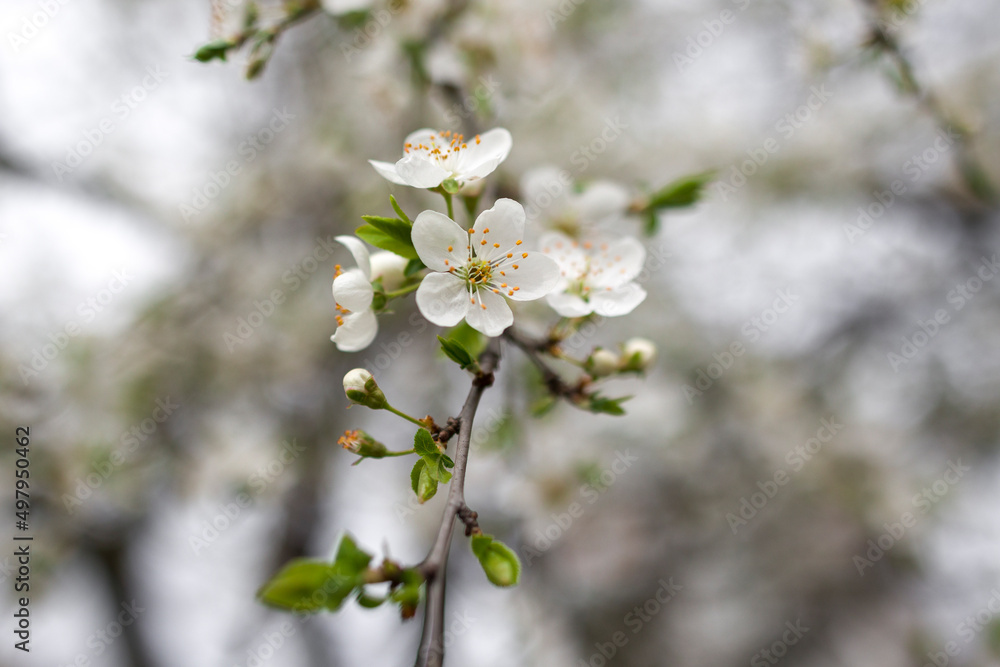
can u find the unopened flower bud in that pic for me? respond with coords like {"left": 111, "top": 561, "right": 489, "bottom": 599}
{"left": 587, "top": 348, "right": 620, "bottom": 377}
{"left": 369, "top": 251, "right": 409, "bottom": 292}
{"left": 343, "top": 369, "right": 387, "bottom": 409}
{"left": 621, "top": 338, "right": 657, "bottom": 372}
{"left": 337, "top": 429, "right": 388, "bottom": 459}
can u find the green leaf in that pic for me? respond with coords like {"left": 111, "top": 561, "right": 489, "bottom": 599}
{"left": 413, "top": 428, "right": 439, "bottom": 459}
{"left": 333, "top": 534, "right": 373, "bottom": 575}
{"left": 390, "top": 569, "right": 424, "bottom": 619}
{"left": 417, "top": 464, "right": 438, "bottom": 503}
{"left": 193, "top": 39, "right": 233, "bottom": 63}
{"left": 530, "top": 395, "right": 558, "bottom": 417}
{"left": 356, "top": 591, "right": 386, "bottom": 609}
{"left": 404, "top": 258, "right": 426, "bottom": 277}
{"left": 438, "top": 336, "right": 475, "bottom": 369}
{"left": 444, "top": 321, "right": 485, "bottom": 357}
{"left": 257, "top": 559, "right": 346, "bottom": 613}
{"left": 428, "top": 458, "right": 452, "bottom": 484}
{"left": 470, "top": 534, "right": 521, "bottom": 587}
{"left": 355, "top": 216, "right": 418, "bottom": 259}
{"left": 410, "top": 459, "right": 426, "bottom": 495}
{"left": 390, "top": 195, "right": 412, "bottom": 225}
{"left": 587, "top": 394, "right": 631, "bottom": 416}
{"left": 646, "top": 171, "right": 715, "bottom": 211}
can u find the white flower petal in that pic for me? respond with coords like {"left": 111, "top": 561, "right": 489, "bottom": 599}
{"left": 472, "top": 198, "right": 525, "bottom": 262}
{"left": 496, "top": 253, "right": 560, "bottom": 301}
{"left": 394, "top": 154, "right": 450, "bottom": 189}
{"left": 331, "top": 310, "right": 378, "bottom": 352}
{"left": 333, "top": 270, "right": 374, "bottom": 311}
{"left": 539, "top": 232, "right": 588, "bottom": 280}
{"left": 416, "top": 272, "right": 469, "bottom": 327}
{"left": 590, "top": 283, "right": 647, "bottom": 317}
{"left": 457, "top": 128, "right": 512, "bottom": 180}
{"left": 335, "top": 235, "right": 372, "bottom": 279}
{"left": 322, "top": 0, "right": 372, "bottom": 14}
{"left": 587, "top": 236, "right": 646, "bottom": 289}
{"left": 369, "top": 251, "right": 409, "bottom": 292}
{"left": 412, "top": 210, "right": 470, "bottom": 272}
{"left": 465, "top": 288, "right": 513, "bottom": 337}
{"left": 576, "top": 181, "right": 630, "bottom": 225}
{"left": 546, "top": 292, "right": 593, "bottom": 317}
{"left": 369, "top": 160, "right": 408, "bottom": 186}
{"left": 403, "top": 128, "right": 438, "bottom": 147}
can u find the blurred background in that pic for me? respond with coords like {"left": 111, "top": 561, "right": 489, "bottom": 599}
{"left": 2, "top": 0, "right": 1000, "bottom": 665}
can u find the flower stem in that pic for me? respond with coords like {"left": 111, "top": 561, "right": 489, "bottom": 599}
{"left": 462, "top": 194, "right": 479, "bottom": 224}
{"left": 383, "top": 448, "right": 416, "bottom": 458}
{"left": 442, "top": 191, "right": 454, "bottom": 220}
{"left": 384, "top": 404, "right": 427, "bottom": 428}
{"left": 385, "top": 282, "right": 420, "bottom": 299}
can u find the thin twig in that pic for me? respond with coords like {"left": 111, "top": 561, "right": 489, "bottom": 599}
{"left": 858, "top": 1, "right": 996, "bottom": 205}
{"left": 413, "top": 338, "right": 500, "bottom": 667}
{"left": 502, "top": 328, "right": 587, "bottom": 403}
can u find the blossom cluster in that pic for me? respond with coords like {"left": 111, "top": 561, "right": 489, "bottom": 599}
{"left": 330, "top": 127, "right": 650, "bottom": 349}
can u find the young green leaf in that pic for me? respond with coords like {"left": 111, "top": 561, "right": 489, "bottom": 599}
{"left": 413, "top": 428, "right": 439, "bottom": 459}
{"left": 390, "top": 195, "right": 412, "bottom": 225}
{"left": 333, "top": 534, "right": 373, "bottom": 575}
{"left": 646, "top": 171, "right": 715, "bottom": 211}
{"left": 470, "top": 534, "right": 521, "bottom": 587}
{"left": 404, "top": 257, "right": 426, "bottom": 277}
{"left": 410, "top": 458, "right": 426, "bottom": 495}
{"left": 416, "top": 463, "right": 438, "bottom": 503}
{"left": 438, "top": 336, "right": 475, "bottom": 370}
{"left": 257, "top": 559, "right": 342, "bottom": 612}
{"left": 587, "top": 394, "right": 631, "bottom": 416}
{"left": 356, "top": 216, "right": 418, "bottom": 259}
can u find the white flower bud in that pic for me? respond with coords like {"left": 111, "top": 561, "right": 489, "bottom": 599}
{"left": 621, "top": 338, "right": 657, "bottom": 372}
{"left": 369, "top": 251, "right": 409, "bottom": 292}
{"left": 587, "top": 348, "right": 620, "bottom": 377}
{"left": 343, "top": 368, "right": 387, "bottom": 409}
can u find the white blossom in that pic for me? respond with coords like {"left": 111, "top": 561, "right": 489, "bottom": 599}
{"left": 540, "top": 231, "right": 647, "bottom": 318}
{"left": 370, "top": 128, "right": 512, "bottom": 191}
{"left": 412, "top": 199, "right": 559, "bottom": 337}
{"left": 521, "top": 166, "right": 630, "bottom": 236}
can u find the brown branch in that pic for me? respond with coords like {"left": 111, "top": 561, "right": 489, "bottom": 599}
{"left": 502, "top": 328, "right": 588, "bottom": 403}
{"left": 858, "top": 1, "right": 997, "bottom": 205}
{"left": 413, "top": 338, "right": 500, "bottom": 667}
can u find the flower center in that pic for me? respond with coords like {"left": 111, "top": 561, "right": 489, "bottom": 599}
{"left": 465, "top": 259, "right": 493, "bottom": 286}
{"left": 403, "top": 130, "right": 482, "bottom": 167}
